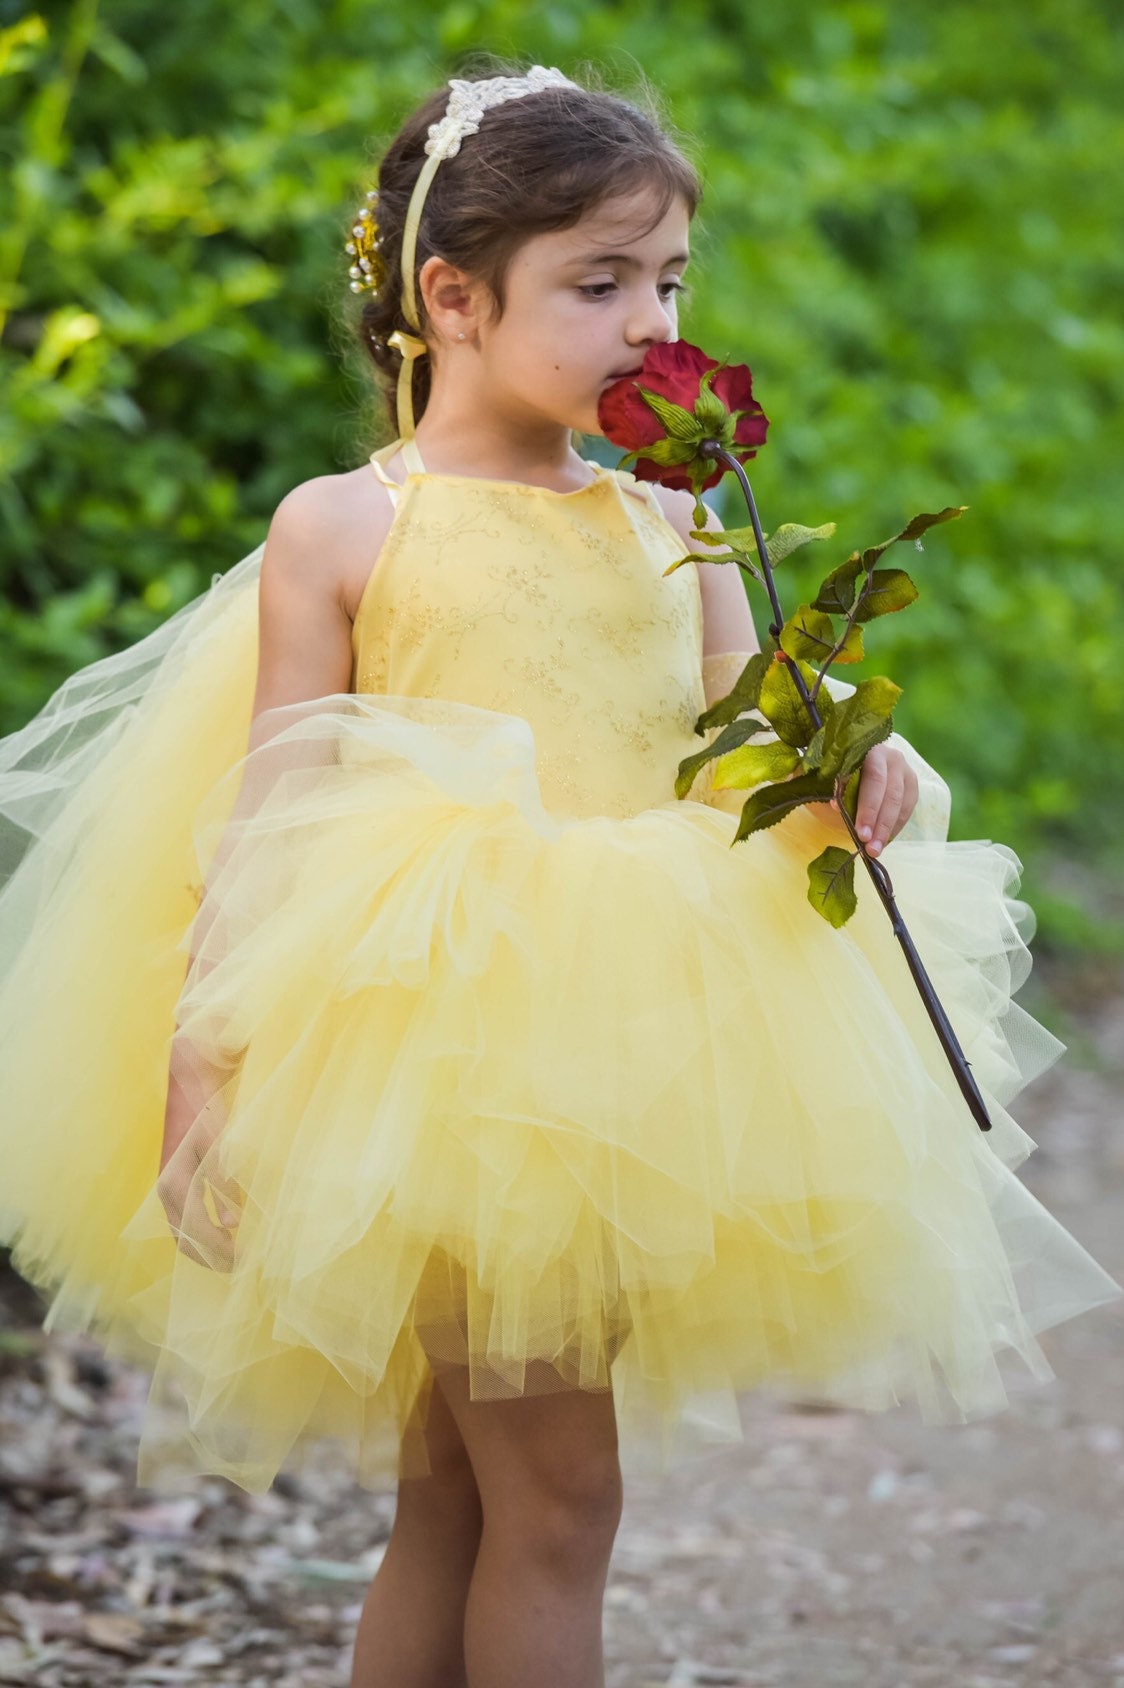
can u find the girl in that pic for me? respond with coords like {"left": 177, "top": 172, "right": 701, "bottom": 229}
{"left": 0, "top": 59, "right": 1119, "bottom": 1688}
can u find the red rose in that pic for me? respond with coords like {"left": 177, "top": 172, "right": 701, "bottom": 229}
{"left": 598, "top": 340, "right": 769, "bottom": 494}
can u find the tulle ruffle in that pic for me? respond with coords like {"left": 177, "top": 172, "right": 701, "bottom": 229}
{"left": 1, "top": 545, "right": 1119, "bottom": 1495}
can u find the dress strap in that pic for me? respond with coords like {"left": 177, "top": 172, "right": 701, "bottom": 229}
{"left": 399, "top": 436, "right": 427, "bottom": 475}
{"left": 366, "top": 436, "right": 427, "bottom": 506}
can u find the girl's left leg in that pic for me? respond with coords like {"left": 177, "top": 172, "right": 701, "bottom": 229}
{"left": 349, "top": 1375, "right": 484, "bottom": 1688}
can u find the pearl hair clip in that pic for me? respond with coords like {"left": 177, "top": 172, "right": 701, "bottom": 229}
{"left": 345, "top": 189, "right": 386, "bottom": 298}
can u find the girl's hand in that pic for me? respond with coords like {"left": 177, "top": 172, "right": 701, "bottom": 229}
{"left": 158, "top": 1039, "right": 244, "bottom": 1272}
{"left": 826, "top": 743, "right": 919, "bottom": 856}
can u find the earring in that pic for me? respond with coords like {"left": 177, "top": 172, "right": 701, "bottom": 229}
{"left": 457, "top": 331, "right": 466, "bottom": 341}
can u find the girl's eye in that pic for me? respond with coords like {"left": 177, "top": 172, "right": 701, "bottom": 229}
{"left": 577, "top": 281, "right": 688, "bottom": 301}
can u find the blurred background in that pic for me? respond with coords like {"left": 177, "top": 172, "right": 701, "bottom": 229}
{"left": 2, "top": 1, "right": 1122, "bottom": 961}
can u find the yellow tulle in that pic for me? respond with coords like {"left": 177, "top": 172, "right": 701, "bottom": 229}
{"left": 1, "top": 453, "right": 1119, "bottom": 1495}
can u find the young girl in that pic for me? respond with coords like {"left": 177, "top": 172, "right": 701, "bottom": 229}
{"left": 0, "top": 60, "right": 1119, "bottom": 1688}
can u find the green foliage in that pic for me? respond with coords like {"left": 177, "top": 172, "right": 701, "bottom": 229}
{"left": 712, "top": 737, "right": 801, "bottom": 790}
{"left": 848, "top": 569, "right": 916, "bottom": 624}
{"left": 1, "top": 0, "right": 1121, "bottom": 952}
{"left": 676, "top": 505, "right": 910, "bottom": 927}
{"left": 732, "top": 768, "right": 837, "bottom": 842}
{"left": 689, "top": 517, "right": 837, "bottom": 581}
{"left": 757, "top": 652, "right": 824, "bottom": 747}
{"left": 812, "top": 675, "right": 900, "bottom": 777}
{"left": 779, "top": 602, "right": 865, "bottom": 664}
{"left": 673, "top": 711, "right": 774, "bottom": 799}
{"left": 807, "top": 843, "right": 859, "bottom": 927}
{"left": 761, "top": 521, "right": 837, "bottom": 571}
{"left": 814, "top": 551, "right": 867, "bottom": 617}
{"left": 694, "top": 641, "right": 780, "bottom": 732}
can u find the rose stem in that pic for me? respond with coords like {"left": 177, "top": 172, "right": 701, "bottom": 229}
{"left": 699, "top": 437, "right": 994, "bottom": 1133}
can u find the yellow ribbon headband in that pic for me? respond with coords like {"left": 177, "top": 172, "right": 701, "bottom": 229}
{"left": 345, "top": 67, "right": 576, "bottom": 441}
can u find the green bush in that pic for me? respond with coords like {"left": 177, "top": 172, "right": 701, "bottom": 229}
{"left": 2, "top": 0, "right": 1120, "bottom": 954}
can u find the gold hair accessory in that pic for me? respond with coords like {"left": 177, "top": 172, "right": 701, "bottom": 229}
{"left": 344, "top": 188, "right": 387, "bottom": 297}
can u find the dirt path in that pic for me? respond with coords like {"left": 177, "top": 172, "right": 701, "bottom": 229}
{"left": 1, "top": 960, "right": 1121, "bottom": 1687}
{"left": 607, "top": 961, "right": 1124, "bottom": 1688}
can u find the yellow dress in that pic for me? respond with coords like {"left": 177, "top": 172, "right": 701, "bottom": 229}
{"left": 0, "top": 436, "right": 1118, "bottom": 1497}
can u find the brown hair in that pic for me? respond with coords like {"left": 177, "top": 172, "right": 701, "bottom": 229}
{"left": 340, "top": 56, "right": 702, "bottom": 441}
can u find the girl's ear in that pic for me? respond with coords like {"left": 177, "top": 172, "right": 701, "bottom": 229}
{"left": 418, "top": 255, "right": 485, "bottom": 345}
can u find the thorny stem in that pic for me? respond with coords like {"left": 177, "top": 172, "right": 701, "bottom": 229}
{"left": 699, "top": 439, "right": 994, "bottom": 1133}
{"left": 808, "top": 577, "right": 875, "bottom": 711}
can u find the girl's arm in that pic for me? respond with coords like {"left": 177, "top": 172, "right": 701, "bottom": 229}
{"left": 155, "top": 472, "right": 388, "bottom": 1255}
{"left": 648, "top": 485, "right": 763, "bottom": 708}
{"left": 177, "top": 480, "right": 363, "bottom": 995}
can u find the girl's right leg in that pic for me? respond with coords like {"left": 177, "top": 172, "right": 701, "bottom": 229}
{"left": 435, "top": 1358, "right": 624, "bottom": 1688}
{"left": 349, "top": 1372, "right": 483, "bottom": 1688}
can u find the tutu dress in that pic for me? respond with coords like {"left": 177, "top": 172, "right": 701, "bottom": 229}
{"left": 0, "top": 434, "right": 1119, "bottom": 1495}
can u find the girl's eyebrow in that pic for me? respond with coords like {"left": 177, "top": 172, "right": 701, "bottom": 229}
{"left": 567, "top": 249, "right": 690, "bottom": 269}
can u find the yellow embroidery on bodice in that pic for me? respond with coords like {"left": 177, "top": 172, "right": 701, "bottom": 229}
{"left": 350, "top": 442, "right": 706, "bottom": 821}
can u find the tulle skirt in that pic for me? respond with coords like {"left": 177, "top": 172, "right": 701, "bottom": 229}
{"left": 1, "top": 541, "right": 1119, "bottom": 1495}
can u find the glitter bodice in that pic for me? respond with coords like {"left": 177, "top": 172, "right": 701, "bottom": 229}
{"left": 350, "top": 440, "right": 706, "bottom": 820}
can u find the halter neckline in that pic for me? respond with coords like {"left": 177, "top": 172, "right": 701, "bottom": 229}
{"left": 368, "top": 437, "right": 609, "bottom": 498}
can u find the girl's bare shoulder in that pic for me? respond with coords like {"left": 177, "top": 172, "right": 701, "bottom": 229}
{"left": 268, "top": 462, "right": 399, "bottom": 625}
{"left": 249, "top": 465, "right": 398, "bottom": 712}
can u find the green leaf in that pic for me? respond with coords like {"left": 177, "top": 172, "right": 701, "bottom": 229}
{"left": 712, "top": 738, "right": 802, "bottom": 790}
{"left": 689, "top": 524, "right": 758, "bottom": 552}
{"left": 807, "top": 845, "right": 859, "bottom": 927}
{"left": 844, "top": 673, "right": 902, "bottom": 718}
{"left": 806, "top": 671, "right": 904, "bottom": 776}
{"left": 757, "top": 653, "right": 822, "bottom": 747}
{"left": 821, "top": 675, "right": 902, "bottom": 778}
{"left": 851, "top": 566, "right": 919, "bottom": 623}
{"left": 733, "top": 770, "right": 838, "bottom": 842}
{"left": 674, "top": 714, "right": 775, "bottom": 797}
{"left": 831, "top": 623, "right": 865, "bottom": 661}
{"left": 836, "top": 713, "right": 896, "bottom": 778}
{"left": 778, "top": 603, "right": 835, "bottom": 664}
{"left": 857, "top": 506, "right": 968, "bottom": 571}
{"left": 686, "top": 521, "right": 833, "bottom": 572}
{"left": 803, "top": 721, "right": 828, "bottom": 772}
{"left": 840, "top": 767, "right": 862, "bottom": 823}
{"left": 637, "top": 387, "right": 703, "bottom": 441}
{"left": 778, "top": 603, "right": 865, "bottom": 665}
{"left": 662, "top": 550, "right": 738, "bottom": 576}
{"left": 765, "top": 522, "right": 837, "bottom": 569}
{"left": 812, "top": 552, "right": 865, "bottom": 616}
{"left": 693, "top": 640, "right": 778, "bottom": 732}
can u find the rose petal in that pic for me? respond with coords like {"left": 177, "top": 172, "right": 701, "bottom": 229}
{"left": 597, "top": 380, "right": 664, "bottom": 448}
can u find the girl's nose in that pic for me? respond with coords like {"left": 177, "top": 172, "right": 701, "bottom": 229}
{"left": 628, "top": 291, "right": 676, "bottom": 345}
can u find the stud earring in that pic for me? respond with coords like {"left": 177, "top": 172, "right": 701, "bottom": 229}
{"left": 456, "top": 331, "right": 466, "bottom": 341}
